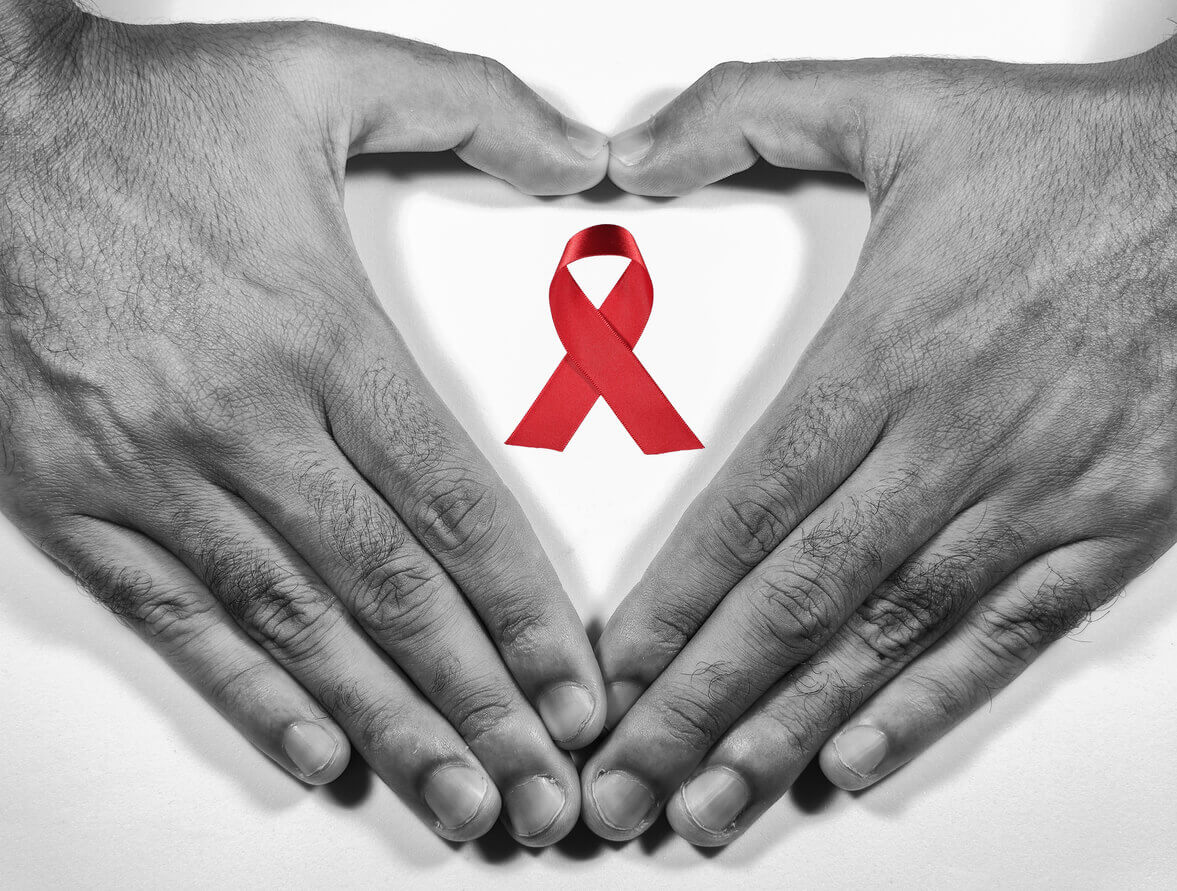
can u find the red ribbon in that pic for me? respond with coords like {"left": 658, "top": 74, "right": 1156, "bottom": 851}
{"left": 507, "top": 225, "right": 703, "bottom": 454}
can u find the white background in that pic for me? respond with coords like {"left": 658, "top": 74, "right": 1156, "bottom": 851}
{"left": 3, "top": 0, "right": 1177, "bottom": 887}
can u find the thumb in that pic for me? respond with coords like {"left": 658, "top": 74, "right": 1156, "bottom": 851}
{"left": 306, "top": 24, "right": 608, "bottom": 195}
{"left": 607, "top": 58, "right": 924, "bottom": 197}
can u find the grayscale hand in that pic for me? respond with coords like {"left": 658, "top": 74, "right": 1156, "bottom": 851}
{"left": 588, "top": 45, "right": 1177, "bottom": 844}
{"left": 0, "top": 1, "right": 609, "bottom": 845}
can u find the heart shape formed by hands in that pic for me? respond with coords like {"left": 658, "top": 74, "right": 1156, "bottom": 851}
{"left": 377, "top": 47, "right": 1177, "bottom": 849}
{"left": 5, "top": 1, "right": 1176, "bottom": 858}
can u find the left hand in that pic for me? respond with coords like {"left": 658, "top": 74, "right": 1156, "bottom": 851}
{"left": 583, "top": 45, "right": 1177, "bottom": 844}
{"left": 0, "top": 2, "right": 608, "bottom": 845}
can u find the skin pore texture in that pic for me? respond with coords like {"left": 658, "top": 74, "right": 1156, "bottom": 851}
{"left": 3, "top": 0, "right": 1177, "bottom": 850}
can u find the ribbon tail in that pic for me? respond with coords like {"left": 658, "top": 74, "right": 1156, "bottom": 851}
{"left": 602, "top": 368, "right": 703, "bottom": 455}
{"left": 505, "top": 356, "right": 600, "bottom": 451}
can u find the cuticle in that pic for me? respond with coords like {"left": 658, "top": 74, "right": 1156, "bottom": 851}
{"left": 546, "top": 681, "right": 596, "bottom": 742}
{"left": 507, "top": 774, "right": 564, "bottom": 838}
{"left": 680, "top": 766, "right": 750, "bottom": 836}
{"left": 832, "top": 736, "right": 873, "bottom": 779}
{"left": 424, "top": 763, "right": 489, "bottom": 831}
{"left": 287, "top": 720, "right": 341, "bottom": 778}
{"left": 591, "top": 769, "right": 657, "bottom": 833}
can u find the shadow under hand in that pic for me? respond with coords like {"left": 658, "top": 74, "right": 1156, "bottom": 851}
{"left": 323, "top": 750, "right": 377, "bottom": 808}
{"left": 789, "top": 756, "right": 839, "bottom": 815}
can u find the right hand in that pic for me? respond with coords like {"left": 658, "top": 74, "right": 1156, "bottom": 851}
{"left": 0, "top": 2, "right": 607, "bottom": 844}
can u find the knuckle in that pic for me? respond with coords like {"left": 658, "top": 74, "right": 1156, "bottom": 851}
{"left": 79, "top": 563, "right": 150, "bottom": 620}
{"left": 215, "top": 561, "right": 339, "bottom": 658}
{"left": 250, "top": 18, "right": 336, "bottom": 78}
{"left": 85, "top": 564, "right": 214, "bottom": 646}
{"left": 708, "top": 482, "right": 792, "bottom": 570}
{"left": 446, "top": 677, "right": 515, "bottom": 745}
{"left": 736, "top": 661, "right": 854, "bottom": 764}
{"left": 978, "top": 567, "right": 1114, "bottom": 671}
{"left": 355, "top": 563, "right": 452, "bottom": 645}
{"left": 1103, "top": 456, "right": 1177, "bottom": 535}
{"left": 697, "top": 60, "right": 756, "bottom": 108}
{"left": 486, "top": 597, "right": 548, "bottom": 657}
{"left": 853, "top": 553, "right": 978, "bottom": 665}
{"left": 747, "top": 564, "right": 841, "bottom": 659}
{"left": 645, "top": 599, "right": 704, "bottom": 654}
{"left": 905, "top": 668, "right": 971, "bottom": 722}
{"left": 461, "top": 52, "right": 524, "bottom": 103}
{"left": 1030, "top": 572, "right": 1113, "bottom": 640}
{"left": 655, "top": 679, "right": 731, "bottom": 751}
{"left": 973, "top": 603, "right": 1044, "bottom": 669}
{"left": 750, "top": 693, "right": 823, "bottom": 760}
{"left": 135, "top": 584, "right": 216, "bottom": 646}
{"left": 208, "top": 660, "right": 270, "bottom": 707}
{"left": 793, "top": 507, "right": 865, "bottom": 574}
{"left": 328, "top": 679, "right": 403, "bottom": 754}
{"left": 413, "top": 470, "right": 500, "bottom": 557}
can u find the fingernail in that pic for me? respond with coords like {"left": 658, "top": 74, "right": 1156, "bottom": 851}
{"left": 833, "top": 725, "right": 888, "bottom": 778}
{"left": 591, "top": 770, "right": 656, "bottom": 832}
{"left": 564, "top": 117, "right": 608, "bottom": 159}
{"left": 681, "top": 767, "right": 750, "bottom": 834}
{"left": 282, "top": 721, "right": 339, "bottom": 779}
{"left": 423, "top": 765, "right": 488, "bottom": 830}
{"left": 537, "top": 682, "right": 596, "bottom": 743}
{"left": 605, "top": 680, "right": 643, "bottom": 728}
{"left": 505, "top": 775, "right": 565, "bottom": 838}
{"left": 610, "top": 118, "right": 654, "bottom": 166}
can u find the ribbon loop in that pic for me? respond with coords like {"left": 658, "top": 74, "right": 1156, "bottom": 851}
{"left": 507, "top": 224, "right": 703, "bottom": 454}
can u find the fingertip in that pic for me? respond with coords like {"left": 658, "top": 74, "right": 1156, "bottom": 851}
{"left": 537, "top": 681, "right": 605, "bottom": 750}
{"left": 564, "top": 116, "right": 608, "bottom": 162}
{"left": 819, "top": 725, "right": 889, "bottom": 791}
{"left": 674, "top": 762, "right": 756, "bottom": 847}
{"left": 594, "top": 616, "right": 658, "bottom": 728}
{"left": 580, "top": 765, "right": 659, "bottom": 842}
{"left": 511, "top": 608, "right": 607, "bottom": 749}
{"left": 605, "top": 111, "right": 751, "bottom": 197}
{"left": 513, "top": 124, "right": 609, "bottom": 196}
{"left": 609, "top": 118, "right": 655, "bottom": 167}
{"left": 424, "top": 764, "right": 502, "bottom": 842}
{"left": 504, "top": 771, "right": 582, "bottom": 847}
{"left": 281, "top": 720, "right": 350, "bottom": 785}
{"left": 607, "top": 151, "right": 694, "bottom": 198}
{"left": 665, "top": 785, "right": 742, "bottom": 848}
{"left": 606, "top": 118, "right": 676, "bottom": 196}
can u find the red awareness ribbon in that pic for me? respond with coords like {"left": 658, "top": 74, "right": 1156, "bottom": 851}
{"left": 507, "top": 224, "right": 703, "bottom": 454}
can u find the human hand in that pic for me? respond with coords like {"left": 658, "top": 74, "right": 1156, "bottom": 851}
{"left": 0, "top": 1, "right": 609, "bottom": 845}
{"left": 585, "top": 45, "right": 1177, "bottom": 843}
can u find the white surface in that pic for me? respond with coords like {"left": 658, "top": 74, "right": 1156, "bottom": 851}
{"left": 4, "top": 0, "right": 1177, "bottom": 887}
